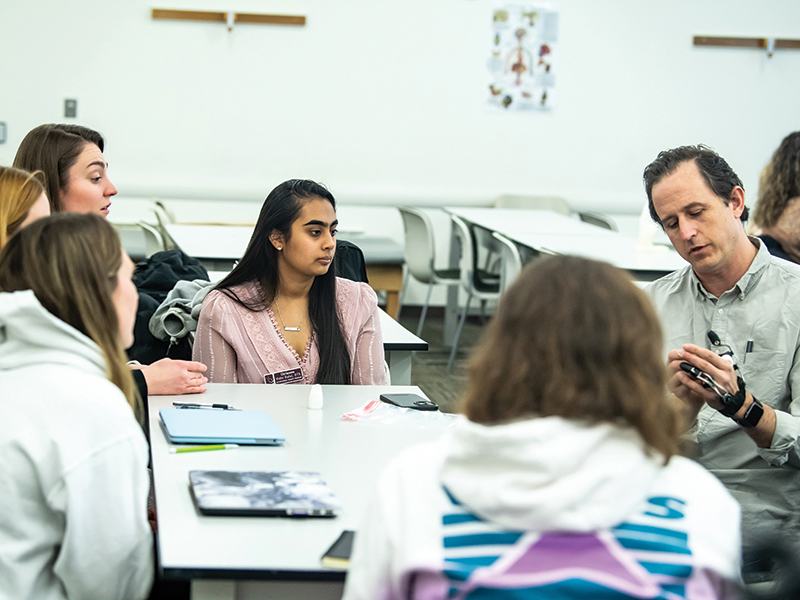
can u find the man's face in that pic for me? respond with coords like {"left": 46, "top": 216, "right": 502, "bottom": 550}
{"left": 651, "top": 160, "right": 745, "bottom": 280}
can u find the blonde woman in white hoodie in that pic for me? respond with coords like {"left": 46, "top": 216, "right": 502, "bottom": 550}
{"left": 344, "top": 255, "right": 741, "bottom": 600}
{"left": 0, "top": 213, "right": 153, "bottom": 600}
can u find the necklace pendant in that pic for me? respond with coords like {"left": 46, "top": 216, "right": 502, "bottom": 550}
{"left": 284, "top": 326, "right": 301, "bottom": 332}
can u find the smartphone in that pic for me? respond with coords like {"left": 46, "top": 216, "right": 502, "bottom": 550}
{"left": 379, "top": 393, "right": 439, "bottom": 411}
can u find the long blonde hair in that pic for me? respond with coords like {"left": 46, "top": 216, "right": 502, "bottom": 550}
{"left": 0, "top": 213, "right": 141, "bottom": 422}
{"left": 0, "top": 166, "right": 46, "bottom": 249}
{"left": 461, "top": 255, "right": 680, "bottom": 461}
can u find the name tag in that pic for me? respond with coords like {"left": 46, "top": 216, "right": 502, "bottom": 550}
{"left": 263, "top": 367, "right": 304, "bottom": 385}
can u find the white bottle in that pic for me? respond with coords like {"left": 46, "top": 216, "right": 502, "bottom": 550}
{"left": 308, "top": 384, "right": 323, "bottom": 410}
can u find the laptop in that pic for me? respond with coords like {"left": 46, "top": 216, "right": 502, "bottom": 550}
{"left": 189, "top": 470, "right": 339, "bottom": 517}
{"left": 159, "top": 408, "right": 286, "bottom": 445}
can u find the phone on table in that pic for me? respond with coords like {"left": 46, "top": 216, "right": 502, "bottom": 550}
{"left": 379, "top": 393, "right": 439, "bottom": 411}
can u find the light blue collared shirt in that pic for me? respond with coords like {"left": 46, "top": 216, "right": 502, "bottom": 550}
{"left": 648, "top": 238, "right": 800, "bottom": 546}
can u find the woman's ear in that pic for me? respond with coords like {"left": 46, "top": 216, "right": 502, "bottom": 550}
{"left": 269, "top": 231, "right": 284, "bottom": 251}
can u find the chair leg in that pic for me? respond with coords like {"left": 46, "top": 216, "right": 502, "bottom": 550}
{"left": 397, "top": 270, "right": 409, "bottom": 318}
{"left": 416, "top": 280, "right": 435, "bottom": 338}
{"left": 447, "top": 292, "right": 472, "bottom": 373}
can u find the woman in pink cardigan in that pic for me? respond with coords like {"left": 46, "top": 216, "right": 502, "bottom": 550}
{"left": 193, "top": 179, "right": 386, "bottom": 385}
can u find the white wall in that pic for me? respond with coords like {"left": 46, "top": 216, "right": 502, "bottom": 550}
{"left": 2, "top": 0, "right": 799, "bottom": 210}
{"left": 1, "top": 1, "right": 798, "bottom": 305}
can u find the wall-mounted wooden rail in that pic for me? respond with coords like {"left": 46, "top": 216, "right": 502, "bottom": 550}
{"left": 694, "top": 36, "right": 800, "bottom": 58}
{"left": 152, "top": 8, "right": 306, "bottom": 31}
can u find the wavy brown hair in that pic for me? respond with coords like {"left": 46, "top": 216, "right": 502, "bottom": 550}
{"left": 0, "top": 166, "right": 46, "bottom": 249}
{"left": 461, "top": 255, "right": 680, "bottom": 461}
{"left": 753, "top": 131, "right": 800, "bottom": 229}
{"left": 0, "top": 213, "right": 141, "bottom": 422}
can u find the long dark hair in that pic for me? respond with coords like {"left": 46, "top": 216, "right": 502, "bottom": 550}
{"left": 216, "top": 179, "right": 351, "bottom": 384}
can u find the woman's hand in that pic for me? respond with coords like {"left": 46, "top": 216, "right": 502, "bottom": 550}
{"left": 132, "top": 358, "right": 208, "bottom": 395}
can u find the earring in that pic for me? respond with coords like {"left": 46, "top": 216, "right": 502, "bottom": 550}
{"left": 277, "top": 247, "right": 282, "bottom": 250}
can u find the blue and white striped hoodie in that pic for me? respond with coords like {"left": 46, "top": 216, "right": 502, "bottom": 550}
{"left": 343, "top": 415, "right": 741, "bottom": 600}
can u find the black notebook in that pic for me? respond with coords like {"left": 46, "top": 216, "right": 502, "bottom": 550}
{"left": 189, "top": 470, "right": 340, "bottom": 517}
{"left": 321, "top": 530, "right": 355, "bottom": 568}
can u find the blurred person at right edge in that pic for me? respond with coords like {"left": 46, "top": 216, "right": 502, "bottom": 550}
{"left": 751, "top": 131, "right": 800, "bottom": 264}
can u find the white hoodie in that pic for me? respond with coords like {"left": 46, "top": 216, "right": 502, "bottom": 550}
{"left": 0, "top": 291, "right": 154, "bottom": 600}
{"left": 344, "top": 415, "right": 741, "bottom": 600}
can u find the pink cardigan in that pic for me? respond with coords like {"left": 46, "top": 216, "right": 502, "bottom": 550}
{"left": 193, "top": 277, "right": 387, "bottom": 385}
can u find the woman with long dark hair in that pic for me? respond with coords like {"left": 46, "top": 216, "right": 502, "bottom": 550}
{"left": 343, "top": 256, "right": 740, "bottom": 600}
{"left": 194, "top": 179, "right": 386, "bottom": 385}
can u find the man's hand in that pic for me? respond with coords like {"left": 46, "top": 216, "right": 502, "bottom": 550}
{"left": 132, "top": 358, "right": 208, "bottom": 395}
{"left": 668, "top": 344, "right": 741, "bottom": 412}
{"left": 667, "top": 343, "right": 776, "bottom": 448}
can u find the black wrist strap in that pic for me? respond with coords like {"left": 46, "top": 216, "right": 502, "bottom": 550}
{"left": 735, "top": 396, "right": 764, "bottom": 428}
{"left": 717, "top": 376, "right": 747, "bottom": 417}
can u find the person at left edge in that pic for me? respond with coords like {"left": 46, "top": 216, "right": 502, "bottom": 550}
{"left": 13, "top": 123, "right": 208, "bottom": 397}
{"left": 0, "top": 213, "right": 153, "bottom": 599}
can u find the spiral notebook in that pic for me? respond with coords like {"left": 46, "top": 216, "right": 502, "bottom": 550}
{"left": 159, "top": 408, "right": 285, "bottom": 445}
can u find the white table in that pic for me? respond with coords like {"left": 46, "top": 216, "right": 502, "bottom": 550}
{"left": 150, "top": 384, "right": 451, "bottom": 600}
{"left": 440, "top": 207, "right": 686, "bottom": 344}
{"left": 444, "top": 207, "right": 686, "bottom": 278}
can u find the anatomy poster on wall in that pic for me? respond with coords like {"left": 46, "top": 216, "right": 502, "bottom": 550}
{"left": 487, "top": 3, "right": 559, "bottom": 112}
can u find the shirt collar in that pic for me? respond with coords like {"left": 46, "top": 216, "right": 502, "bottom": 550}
{"left": 692, "top": 236, "right": 768, "bottom": 301}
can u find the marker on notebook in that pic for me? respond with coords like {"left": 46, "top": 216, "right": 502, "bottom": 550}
{"left": 172, "top": 402, "right": 239, "bottom": 410}
{"left": 170, "top": 444, "right": 239, "bottom": 454}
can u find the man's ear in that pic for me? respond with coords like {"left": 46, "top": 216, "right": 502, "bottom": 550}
{"left": 269, "top": 231, "right": 284, "bottom": 251}
{"left": 729, "top": 187, "right": 746, "bottom": 219}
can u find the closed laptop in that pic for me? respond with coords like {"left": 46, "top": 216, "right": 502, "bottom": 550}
{"left": 159, "top": 408, "right": 285, "bottom": 445}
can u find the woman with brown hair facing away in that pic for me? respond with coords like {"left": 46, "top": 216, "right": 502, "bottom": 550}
{"left": 344, "top": 256, "right": 741, "bottom": 600}
{"left": 752, "top": 131, "right": 800, "bottom": 263}
{"left": 0, "top": 214, "right": 153, "bottom": 599}
{"left": 0, "top": 165, "right": 50, "bottom": 249}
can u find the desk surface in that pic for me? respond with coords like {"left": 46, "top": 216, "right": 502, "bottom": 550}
{"left": 445, "top": 207, "right": 686, "bottom": 275}
{"left": 150, "top": 384, "right": 450, "bottom": 581}
{"left": 166, "top": 224, "right": 403, "bottom": 265}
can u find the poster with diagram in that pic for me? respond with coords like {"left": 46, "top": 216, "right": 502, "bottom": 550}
{"left": 487, "top": 3, "right": 559, "bottom": 112}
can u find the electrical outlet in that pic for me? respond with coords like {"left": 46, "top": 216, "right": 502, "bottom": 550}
{"left": 64, "top": 99, "right": 77, "bottom": 118}
{"left": 0, "top": 122, "right": 6, "bottom": 144}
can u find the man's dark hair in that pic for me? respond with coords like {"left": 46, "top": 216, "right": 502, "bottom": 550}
{"left": 643, "top": 145, "right": 748, "bottom": 226}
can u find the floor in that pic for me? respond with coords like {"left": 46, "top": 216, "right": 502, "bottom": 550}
{"left": 394, "top": 307, "right": 488, "bottom": 414}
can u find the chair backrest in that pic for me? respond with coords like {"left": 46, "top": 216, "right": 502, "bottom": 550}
{"left": 578, "top": 211, "right": 618, "bottom": 231}
{"left": 492, "top": 232, "right": 523, "bottom": 294}
{"left": 494, "top": 194, "right": 571, "bottom": 215}
{"left": 398, "top": 207, "right": 436, "bottom": 284}
{"left": 450, "top": 215, "right": 475, "bottom": 292}
{"left": 138, "top": 221, "right": 166, "bottom": 257}
{"left": 335, "top": 239, "right": 369, "bottom": 284}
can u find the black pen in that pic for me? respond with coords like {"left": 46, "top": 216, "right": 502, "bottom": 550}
{"left": 172, "top": 402, "right": 239, "bottom": 410}
{"left": 743, "top": 340, "right": 754, "bottom": 365}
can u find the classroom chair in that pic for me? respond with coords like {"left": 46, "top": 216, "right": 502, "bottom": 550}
{"left": 398, "top": 207, "right": 461, "bottom": 337}
{"left": 447, "top": 215, "right": 501, "bottom": 372}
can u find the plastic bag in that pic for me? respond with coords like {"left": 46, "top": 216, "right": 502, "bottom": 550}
{"left": 342, "top": 399, "right": 457, "bottom": 430}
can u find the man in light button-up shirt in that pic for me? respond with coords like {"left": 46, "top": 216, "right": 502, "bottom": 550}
{"left": 643, "top": 145, "right": 800, "bottom": 550}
